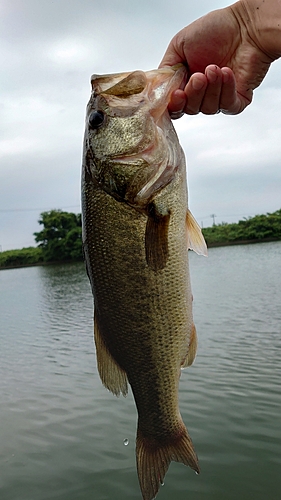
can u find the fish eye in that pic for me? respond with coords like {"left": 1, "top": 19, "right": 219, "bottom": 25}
{"left": 88, "top": 110, "right": 105, "bottom": 129}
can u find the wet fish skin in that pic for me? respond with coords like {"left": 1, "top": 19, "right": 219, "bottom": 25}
{"left": 82, "top": 65, "right": 207, "bottom": 500}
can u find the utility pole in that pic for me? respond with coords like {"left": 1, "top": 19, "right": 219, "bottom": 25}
{"left": 210, "top": 214, "right": 216, "bottom": 226}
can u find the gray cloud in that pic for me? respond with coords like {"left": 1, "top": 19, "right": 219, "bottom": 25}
{"left": 1, "top": 0, "right": 281, "bottom": 250}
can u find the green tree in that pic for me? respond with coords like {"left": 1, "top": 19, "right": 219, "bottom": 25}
{"left": 202, "top": 209, "right": 281, "bottom": 246}
{"left": 34, "top": 210, "right": 83, "bottom": 262}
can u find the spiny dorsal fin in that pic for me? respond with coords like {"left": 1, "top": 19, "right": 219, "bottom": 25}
{"left": 94, "top": 311, "right": 128, "bottom": 397}
{"left": 145, "top": 203, "right": 170, "bottom": 272}
{"left": 186, "top": 209, "right": 208, "bottom": 256}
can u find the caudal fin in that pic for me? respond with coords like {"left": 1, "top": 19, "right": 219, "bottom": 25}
{"left": 136, "top": 423, "right": 199, "bottom": 500}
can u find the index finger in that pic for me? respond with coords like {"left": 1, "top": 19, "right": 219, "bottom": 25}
{"left": 158, "top": 36, "right": 187, "bottom": 68}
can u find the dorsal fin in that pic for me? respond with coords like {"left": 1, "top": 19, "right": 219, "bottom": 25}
{"left": 186, "top": 209, "right": 208, "bottom": 256}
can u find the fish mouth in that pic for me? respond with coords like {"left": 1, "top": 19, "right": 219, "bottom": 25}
{"left": 145, "top": 64, "right": 187, "bottom": 121}
{"left": 90, "top": 65, "right": 187, "bottom": 207}
{"left": 116, "top": 65, "right": 186, "bottom": 205}
{"left": 91, "top": 64, "right": 187, "bottom": 98}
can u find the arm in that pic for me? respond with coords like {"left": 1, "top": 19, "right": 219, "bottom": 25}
{"left": 159, "top": 0, "right": 281, "bottom": 115}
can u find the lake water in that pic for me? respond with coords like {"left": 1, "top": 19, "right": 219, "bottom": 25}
{"left": 1, "top": 242, "right": 281, "bottom": 500}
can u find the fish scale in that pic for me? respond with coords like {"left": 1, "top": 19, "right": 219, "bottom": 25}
{"left": 82, "top": 65, "right": 207, "bottom": 500}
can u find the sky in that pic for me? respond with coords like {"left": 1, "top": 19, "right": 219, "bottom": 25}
{"left": 1, "top": 0, "right": 281, "bottom": 251}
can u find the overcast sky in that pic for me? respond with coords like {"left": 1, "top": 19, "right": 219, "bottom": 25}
{"left": 1, "top": 0, "right": 281, "bottom": 251}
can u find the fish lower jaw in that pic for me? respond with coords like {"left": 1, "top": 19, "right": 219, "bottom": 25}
{"left": 110, "top": 140, "right": 157, "bottom": 164}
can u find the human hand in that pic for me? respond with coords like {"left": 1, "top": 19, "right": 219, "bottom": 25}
{"left": 159, "top": 1, "right": 279, "bottom": 116}
{"left": 166, "top": 65, "right": 240, "bottom": 116}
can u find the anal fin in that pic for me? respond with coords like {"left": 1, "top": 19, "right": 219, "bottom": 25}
{"left": 94, "top": 311, "right": 128, "bottom": 397}
{"left": 181, "top": 323, "right": 198, "bottom": 368}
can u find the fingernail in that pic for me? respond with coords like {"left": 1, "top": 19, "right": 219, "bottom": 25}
{"left": 192, "top": 77, "right": 205, "bottom": 91}
{"left": 207, "top": 68, "right": 218, "bottom": 83}
{"left": 222, "top": 70, "right": 229, "bottom": 83}
{"left": 170, "top": 110, "right": 184, "bottom": 120}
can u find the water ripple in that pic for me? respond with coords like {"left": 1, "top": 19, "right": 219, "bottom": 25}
{"left": 1, "top": 245, "right": 281, "bottom": 500}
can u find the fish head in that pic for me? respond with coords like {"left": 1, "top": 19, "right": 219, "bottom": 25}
{"left": 83, "top": 65, "right": 186, "bottom": 208}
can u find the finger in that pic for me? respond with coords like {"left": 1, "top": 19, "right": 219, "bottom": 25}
{"left": 220, "top": 68, "right": 236, "bottom": 112}
{"left": 182, "top": 73, "right": 208, "bottom": 115}
{"left": 199, "top": 65, "right": 223, "bottom": 115}
{"left": 158, "top": 35, "right": 184, "bottom": 68}
{"left": 220, "top": 68, "right": 252, "bottom": 114}
{"left": 167, "top": 89, "right": 187, "bottom": 114}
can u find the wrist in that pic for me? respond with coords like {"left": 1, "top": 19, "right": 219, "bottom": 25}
{"left": 232, "top": 0, "right": 281, "bottom": 60}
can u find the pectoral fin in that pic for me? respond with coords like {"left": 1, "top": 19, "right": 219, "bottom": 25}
{"left": 94, "top": 311, "right": 128, "bottom": 397}
{"left": 186, "top": 209, "right": 208, "bottom": 256}
{"left": 145, "top": 203, "right": 170, "bottom": 272}
{"left": 181, "top": 324, "right": 198, "bottom": 368}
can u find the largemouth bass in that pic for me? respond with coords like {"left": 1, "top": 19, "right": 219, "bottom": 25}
{"left": 81, "top": 64, "right": 207, "bottom": 500}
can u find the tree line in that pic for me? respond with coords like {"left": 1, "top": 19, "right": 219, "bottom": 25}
{"left": 0, "top": 208, "right": 281, "bottom": 269}
{"left": 203, "top": 209, "right": 281, "bottom": 246}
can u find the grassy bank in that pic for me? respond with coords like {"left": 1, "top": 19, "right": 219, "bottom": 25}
{"left": 1, "top": 209, "right": 280, "bottom": 270}
{"left": 0, "top": 247, "right": 44, "bottom": 270}
{"left": 202, "top": 209, "right": 281, "bottom": 247}
{"left": 0, "top": 247, "right": 84, "bottom": 270}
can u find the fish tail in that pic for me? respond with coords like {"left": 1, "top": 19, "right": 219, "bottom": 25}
{"left": 136, "top": 422, "right": 199, "bottom": 500}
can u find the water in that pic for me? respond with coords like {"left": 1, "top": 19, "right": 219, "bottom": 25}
{"left": 0, "top": 242, "right": 280, "bottom": 500}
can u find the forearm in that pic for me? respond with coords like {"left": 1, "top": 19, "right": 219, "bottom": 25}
{"left": 232, "top": 0, "right": 281, "bottom": 60}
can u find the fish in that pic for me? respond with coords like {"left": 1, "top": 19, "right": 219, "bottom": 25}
{"left": 81, "top": 64, "right": 207, "bottom": 500}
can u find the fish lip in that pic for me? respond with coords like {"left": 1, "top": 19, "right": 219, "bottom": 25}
{"left": 170, "top": 63, "right": 188, "bottom": 89}
{"left": 147, "top": 65, "right": 187, "bottom": 121}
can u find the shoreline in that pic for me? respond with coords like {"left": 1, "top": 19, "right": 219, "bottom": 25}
{"left": 0, "top": 259, "right": 83, "bottom": 271}
{"left": 205, "top": 236, "right": 280, "bottom": 248}
{"left": 1, "top": 238, "right": 280, "bottom": 271}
